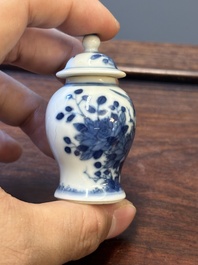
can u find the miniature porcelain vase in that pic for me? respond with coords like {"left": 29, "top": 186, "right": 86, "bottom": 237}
{"left": 46, "top": 35, "right": 136, "bottom": 204}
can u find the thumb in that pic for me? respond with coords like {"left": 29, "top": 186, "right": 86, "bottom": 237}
{"left": 32, "top": 199, "right": 136, "bottom": 264}
{"left": 0, "top": 187, "right": 136, "bottom": 265}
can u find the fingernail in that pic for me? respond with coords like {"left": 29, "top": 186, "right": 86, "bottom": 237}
{"left": 114, "top": 18, "right": 120, "bottom": 30}
{"left": 106, "top": 201, "right": 136, "bottom": 239}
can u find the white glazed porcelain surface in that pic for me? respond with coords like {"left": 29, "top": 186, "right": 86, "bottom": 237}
{"left": 46, "top": 35, "right": 136, "bottom": 204}
{"left": 56, "top": 35, "right": 126, "bottom": 79}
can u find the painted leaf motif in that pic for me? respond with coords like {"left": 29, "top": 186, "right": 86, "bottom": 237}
{"left": 74, "top": 89, "right": 83, "bottom": 94}
{"left": 75, "top": 134, "right": 84, "bottom": 142}
{"left": 92, "top": 142, "right": 106, "bottom": 151}
{"left": 98, "top": 110, "right": 107, "bottom": 116}
{"left": 95, "top": 171, "right": 101, "bottom": 177}
{"left": 107, "top": 154, "right": 117, "bottom": 160}
{"left": 121, "top": 125, "right": 129, "bottom": 135}
{"left": 113, "top": 101, "right": 119, "bottom": 107}
{"left": 64, "top": 146, "right": 71, "bottom": 154}
{"left": 120, "top": 112, "right": 126, "bottom": 124}
{"left": 113, "top": 160, "right": 120, "bottom": 169}
{"left": 66, "top": 94, "right": 73, "bottom": 100}
{"left": 87, "top": 105, "right": 96, "bottom": 113}
{"left": 81, "top": 138, "right": 96, "bottom": 146}
{"left": 64, "top": 137, "right": 71, "bottom": 144}
{"left": 107, "top": 136, "right": 117, "bottom": 145}
{"left": 121, "top": 106, "right": 126, "bottom": 112}
{"left": 94, "top": 162, "right": 102, "bottom": 168}
{"left": 84, "top": 117, "right": 94, "bottom": 127}
{"left": 97, "top": 96, "right": 107, "bottom": 105}
{"left": 102, "top": 58, "right": 109, "bottom": 64}
{"left": 91, "top": 54, "right": 102, "bottom": 60}
{"left": 74, "top": 150, "right": 80, "bottom": 156}
{"left": 81, "top": 150, "right": 93, "bottom": 160}
{"left": 111, "top": 113, "right": 118, "bottom": 121}
{"left": 82, "top": 95, "right": 88, "bottom": 100}
{"left": 67, "top": 114, "right": 75, "bottom": 122}
{"left": 65, "top": 106, "right": 73, "bottom": 112}
{"left": 74, "top": 123, "right": 87, "bottom": 132}
{"left": 93, "top": 150, "right": 103, "bottom": 159}
{"left": 77, "top": 145, "right": 89, "bottom": 152}
{"left": 104, "top": 169, "right": 110, "bottom": 175}
{"left": 56, "top": 112, "right": 64, "bottom": 120}
{"left": 109, "top": 105, "right": 115, "bottom": 110}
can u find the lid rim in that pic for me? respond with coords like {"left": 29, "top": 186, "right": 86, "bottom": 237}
{"left": 56, "top": 68, "right": 126, "bottom": 78}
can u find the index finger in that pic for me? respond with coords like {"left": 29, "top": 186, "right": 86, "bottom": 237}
{"left": 28, "top": 0, "right": 119, "bottom": 38}
{"left": 0, "top": 0, "right": 119, "bottom": 62}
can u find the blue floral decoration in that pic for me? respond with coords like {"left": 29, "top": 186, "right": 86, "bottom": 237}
{"left": 90, "top": 53, "right": 117, "bottom": 68}
{"left": 56, "top": 88, "right": 135, "bottom": 193}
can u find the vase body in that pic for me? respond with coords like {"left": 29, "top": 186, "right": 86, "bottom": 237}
{"left": 46, "top": 76, "right": 135, "bottom": 203}
{"left": 45, "top": 35, "right": 136, "bottom": 204}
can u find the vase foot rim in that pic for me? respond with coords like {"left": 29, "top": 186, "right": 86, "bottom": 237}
{"left": 54, "top": 190, "right": 126, "bottom": 204}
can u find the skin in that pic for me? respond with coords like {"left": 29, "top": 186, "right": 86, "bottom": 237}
{"left": 0, "top": 1, "right": 136, "bottom": 264}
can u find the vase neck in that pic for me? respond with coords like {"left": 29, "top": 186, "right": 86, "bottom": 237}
{"left": 66, "top": 76, "right": 118, "bottom": 85}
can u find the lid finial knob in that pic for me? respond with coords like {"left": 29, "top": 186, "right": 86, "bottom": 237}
{"left": 83, "top": 35, "right": 100, "bottom": 52}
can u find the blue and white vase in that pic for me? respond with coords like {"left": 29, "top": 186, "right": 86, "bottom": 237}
{"left": 46, "top": 35, "right": 136, "bottom": 204}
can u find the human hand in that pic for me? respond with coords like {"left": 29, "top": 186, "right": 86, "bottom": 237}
{"left": 0, "top": 1, "right": 136, "bottom": 264}
{"left": 0, "top": 188, "right": 136, "bottom": 264}
{"left": 0, "top": 0, "right": 120, "bottom": 161}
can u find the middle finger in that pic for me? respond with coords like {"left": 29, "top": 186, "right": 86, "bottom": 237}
{"left": 3, "top": 28, "right": 83, "bottom": 75}
{"left": 0, "top": 71, "right": 51, "bottom": 157}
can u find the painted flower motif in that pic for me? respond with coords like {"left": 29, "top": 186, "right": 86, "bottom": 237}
{"left": 55, "top": 88, "right": 135, "bottom": 193}
{"left": 76, "top": 117, "right": 114, "bottom": 151}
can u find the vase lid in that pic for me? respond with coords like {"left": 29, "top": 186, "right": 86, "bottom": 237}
{"left": 56, "top": 35, "right": 126, "bottom": 79}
